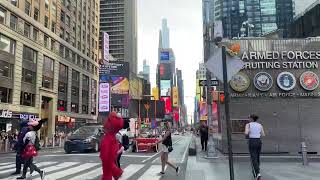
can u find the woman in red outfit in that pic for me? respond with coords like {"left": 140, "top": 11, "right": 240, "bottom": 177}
{"left": 100, "top": 112, "right": 124, "bottom": 180}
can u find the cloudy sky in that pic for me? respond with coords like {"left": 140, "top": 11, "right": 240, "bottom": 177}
{"left": 137, "top": 0, "right": 203, "bottom": 122}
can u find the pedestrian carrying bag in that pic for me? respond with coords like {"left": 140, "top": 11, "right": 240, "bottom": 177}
{"left": 21, "top": 144, "right": 38, "bottom": 159}
{"left": 122, "top": 134, "right": 129, "bottom": 151}
{"left": 34, "top": 136, "right": 41, "bottom": 151}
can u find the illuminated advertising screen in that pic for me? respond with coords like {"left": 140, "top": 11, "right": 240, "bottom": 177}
{"left": 98, "top": 83, "right": 110, "bottom": 112}
{"left": 160, "top": 51, "right": 170, "bottom": 61}
{"left": 159, "top": 63, "right": 172, "bottom": 80}
{"left": 160, "top": 80, "right": 171, "bottom": 96}
{"left": 160, "top": 96, "right": 172, "bottom": 115}
{"left": 102, "top": 32, "right": 109, "bottom": 62}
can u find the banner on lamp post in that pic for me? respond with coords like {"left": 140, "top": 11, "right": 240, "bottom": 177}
{"left": 172, "top": 87, "right": 179, "bottom": 107}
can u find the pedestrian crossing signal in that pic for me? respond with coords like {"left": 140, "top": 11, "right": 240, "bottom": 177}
{"left": 219, "top": 92, "right": 225, "bottom": 104}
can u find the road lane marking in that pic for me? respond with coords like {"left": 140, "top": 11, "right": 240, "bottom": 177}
{"left": 68, "top": 167, "right": 102, "bottom": 180}
{"left": 34, "top": 163, "right": 99, "bottom": 180}
{"left": 0, "top": 161, "right": 58, "bottom": 176}
{"left": 138, "top": 165, "right": 167, "bottom": 180}
{"left": 119, "top": 164, "right": 144, "bottom": 180}
{"left": 0, "top": 162, "right": 13, "bottom": 166}
{"left": 122, "top": 155, "right": 152, "bottom": 158}
{"left": 181, "top": 139, "right": 190, "bottom": 163}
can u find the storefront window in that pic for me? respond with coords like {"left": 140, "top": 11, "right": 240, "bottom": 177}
{"left": 0, "top": 60, "right": 13, "bottom": 78}
{"left": 0, "top": 34, "right": 16, "bottom": 55}
{"left": 82, "top": 90, "right": 89, "bottom": 114}
{"left": 231, "top": 119, "right": 247, "bottom": 133}
{"left": 20, "top": 91, "right": 35, "bottom": 107}
{"left": 0, "top": 86, "right": 12, "bottom": 103}
{"left": 57, "top": 100, "right": 67, "bottom": 111}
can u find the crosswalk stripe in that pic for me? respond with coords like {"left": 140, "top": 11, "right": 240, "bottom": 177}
{"left": 119, "top": 164, "right": 145, "bottom": 180}
{"left": 68, "top": 167, "right": 102, "bottom": 180}
{"left": 0, "top": 162, "right": 13, "bottom": 166}
{"left": 34, "top": 163, "right": 99, "bottom": 180}
{"left": 0, "top": 161, "right": 58, "bottom": 175}
{"left": 31, "top": 162, "right": 79, "bottom": 180}
{"left": 0, "top": 164, "right": 16, "bottom": 171}
{"left": 138, "top": 165, "right": 163, "bottom": 180}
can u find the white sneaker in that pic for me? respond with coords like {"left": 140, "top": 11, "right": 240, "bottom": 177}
{"left": 256, "top": 173, "right": 261, "bottom": 180}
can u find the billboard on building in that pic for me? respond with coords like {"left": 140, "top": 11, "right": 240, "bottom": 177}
{"left": 172, "top": 87, "right": 179, "bottom": 107}
{"left": 159, "top": 63, "right": 172, "bottom": 80}
{"left": 98, "top": 83, "right": 110, "bottom": 112}
{"left": 199, "top": 101, "right": 207, "bottom": 120}
{"left": 102, "top": 32, "right": 109, "bottom": 63}
{"left": 160, "top": 96, "right": 172, "bottom": 115}
{"left": 152, "top": 87, "right": 159, "bottom": 100}
{"left": 160, "top": 51, "right": 170, "bottom": 61}
{"left": 99, "top": 61, "right": 130, "bottom": 108}
{"left": 160, "top": 80, "right": 171, "bottom": 96}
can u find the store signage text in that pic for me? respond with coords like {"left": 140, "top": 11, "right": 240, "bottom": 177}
{"left": 0, "top": 110, "right": 12, "bottom": 118}
{"left": 19, "top": 114, "right": 38, "bottom": 121}
{"left": 242, "top": 51, "right": 320, "bottom": 69}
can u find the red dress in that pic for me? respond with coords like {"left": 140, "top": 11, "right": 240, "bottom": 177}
{"left": 100, "top": 112, "right": 124, "bottom": 180}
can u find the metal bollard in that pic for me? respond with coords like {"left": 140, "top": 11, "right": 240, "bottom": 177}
{"left": 4, "top": 139, "right": 9, "bottom": 152}
{"left": 301, "top": 142, "right": 308, "bottom": 166}
{"left": 59, "top": 137, "right": 62, "bottom": 147}
{"left": 45, "top": 137, "right": 48, "bottom": 148}
{"left": 52, "top": 137, "right": 55, "bottom": 148}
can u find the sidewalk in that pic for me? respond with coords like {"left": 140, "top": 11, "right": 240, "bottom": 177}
{"left": 186, "top": 136, "right": 320, "bottom": 180}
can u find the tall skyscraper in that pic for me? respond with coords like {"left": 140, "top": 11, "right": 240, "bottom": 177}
{"left": 294, "top": 0, "right": 318, "bottom": 16}
{"left": 160, "top": 19, "right": 170, "bottom": 49}
{"left": 0, "top": 0, "right": 100, "bottom": 135}
{"left": 100, "top": 0, "right": 138, "bottom": 74}
{"left": 212, "top": 0, "right": 294, "bottom": 38}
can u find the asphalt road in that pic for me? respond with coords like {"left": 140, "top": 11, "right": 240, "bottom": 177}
{"left": 0, "top": 134, "right": 191, "bottom": 180}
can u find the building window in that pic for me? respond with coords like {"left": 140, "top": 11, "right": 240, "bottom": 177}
{"left": 51, "top": 39, "right": 55, "bottom": 51}
{"left": 66, "top": 0, "right": 71, "bottom": 10}
{"left": 65, "top": 32, "right": 70, "bottom": 42}
{"left": 66, "top": 15, "right": 70, "bottom": 26}
{"left": 65, "top": 48, "right": 70, "bottom": 60}
{"left": 71, "top": 103, "right": 78, "bottom": 113}
{"left": 60, "top": 27, "right": 65, "bottom": 38}
{"left": 51, "top": 22, "right": 56, "bottom": 33}
{"left": 22, "top": 68, "right": 36, "bottom": 84}
{"left": 42, "top": 56, "right": 54, "bottom": 89}
{"left": 44, "top": 16, "right": 49, "bottom": 28}
{"left": 60, "top": 11, "right": 65, "bottom": 23}
{"left": 25, "top": 0, "right": 31, "bottom": 16}
{"left": 61, "top": 0, "right": 65, "bottom": 6}
{"left": 59, "top": 44, "right": 64, "bottom": 57}
{"left": 11, "top": 0, "right": 18, "bottom": 6}
{"left": 33, "top": 28, "right": 38, "bottom": 41}
{"left": 23, "top": 46, "right": 37, "bottom": 63}
{"left": 0, "top": 6, "right": 6, "bottom": 24}
{"left": 20, "top": 91, "right": 35, "bottom": 106}
{"left": 44, "top": 35, "right": 49, "bottom": 48}
{"left": 57, "top": 100, "right": 66, "bottom": 111}
{"left": 91, "top": 79, "right": 97, "bottom": 115}
{"left": 82, "top": 75, "right": 89, "bottom": 86}
{"left": 0, "top": 87, "right": 12, "bottom": 103}
{"left": 24, "top": 23, "right": 31, "bottom": 38}
{"left": 231, "top": 120, "right": 247, "bottom": 133}
{"left": 0, "top": 60, "right": 13, "bottom": 78}
{"left": 45, "top": 0, "right": 49, "bottom": 10}
{"left": 72, "top": 70, "right": 79, "bottom": 81}
{"left": 52, "top": 2, "right": 57, "bottom": 17}
{"left": 34, "top": 8, "right": 39, "bottom": 21}
{"left": 10, "top": 14, "right": 17, "bottom": 30}
{"left": 59, "top": 63, "right": 68, "bottom": 78}
{"left": 0, "top": 34, "right": 16, "bottom": 55}
{"left": 72, "top": 52, "right": 76, "bottom": 64}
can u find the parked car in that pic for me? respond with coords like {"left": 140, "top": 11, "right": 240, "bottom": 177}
{"left": 64, "top": 125, "right": 104, "bottom": 154}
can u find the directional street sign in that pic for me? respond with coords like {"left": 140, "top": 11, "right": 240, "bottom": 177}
{"left": 199, "top": 80, "right": 219, "bottom": 86}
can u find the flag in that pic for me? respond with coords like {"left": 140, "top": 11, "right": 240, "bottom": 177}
{"left": 205, "top": 48, "right": 244, "bottom": 83}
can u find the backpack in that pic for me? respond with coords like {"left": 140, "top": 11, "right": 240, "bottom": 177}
{"left": 122, "top": 134, "right": 129, "bottom": 151}
{"left": 34, "top": 136, "right": 41, "bottom": 151}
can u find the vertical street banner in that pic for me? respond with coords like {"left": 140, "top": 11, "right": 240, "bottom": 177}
{"left": 172, "top": 87, "right": 179, "bottom": 107}
{"left": 98, "top": 83, "right": 110, "bottom": 112}
{"left": 200, "top": 101, "right": 208, "bottom": 120}
{"left": 152, "top": 87, "right": 159, "bottom": 100}
{"left": 102, "top": 32, "right": 109, "bottom": 63}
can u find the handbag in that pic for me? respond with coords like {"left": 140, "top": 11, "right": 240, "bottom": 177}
{"left": 167, "top": 146, "right": 173, "bottom": 152}
{"left": 21, "top": 144, "right": 38, "bottom": 159}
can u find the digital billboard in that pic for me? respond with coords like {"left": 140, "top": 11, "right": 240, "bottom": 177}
{"left": 98, "top": 83, "right": 110, "bottom": 112}
{"left": 160, "top": 96, "right": 172, "bottom": 115}
{"left": 159, "top": 63, "right": 172, "bottom": 80}
{"left": 102, "top": 32, "right": 109, "bottom": 63}
{"left": 160, "top": 51, "right": 170, "bottom": 61}
{"left": 129, "top": 99, "right": 165, "bottom": 118}
{"left": 160, "top": 80, "right": 171, "bottom": 96}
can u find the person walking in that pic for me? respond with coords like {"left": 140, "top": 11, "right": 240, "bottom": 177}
{"left": 244, "top": 114, "right": 265, "bottom": 180}
{"left": 17, "top": 124, "right": 44, "bottom": 180}
{"left": 155, "top": 122, "right": 179, "bottom": 175}
{"left": 199, "top": 121, "right": 209, "bottom": 151}
{"left": 115, "top": 132, "right": 124, "bottom": 168}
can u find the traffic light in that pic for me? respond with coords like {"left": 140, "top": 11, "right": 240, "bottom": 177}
{"left": 212, "top": 91, "right": 219, "bottom": 102}
{"left": 219, "top": 92, "right": 225, "bottom": 104}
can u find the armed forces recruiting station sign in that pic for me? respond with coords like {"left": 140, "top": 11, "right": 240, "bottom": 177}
{"left": 228, "top": 41, "right": 320, "bottom": 98}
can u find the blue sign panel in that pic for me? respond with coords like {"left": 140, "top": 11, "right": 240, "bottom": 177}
{"left": 160, "top": 51, "right": 170, "bottom": 61}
